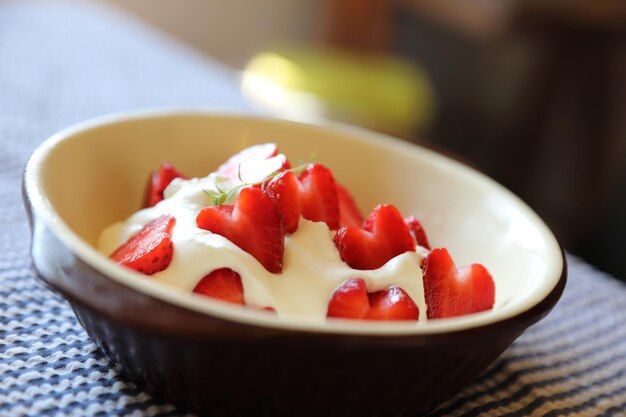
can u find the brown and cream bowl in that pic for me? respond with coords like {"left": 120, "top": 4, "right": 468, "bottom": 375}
{"left": 22, "top": 111, "right": 566, "bottom": 416}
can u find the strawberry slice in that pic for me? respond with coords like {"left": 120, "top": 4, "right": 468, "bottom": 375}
{"left": 336, "top": 182, "right": 364, "bottom": 228}
{"left": 405, "top": 215, "right": 431, "bottom": 249}
{"left": 265, "top": 170, "right": 301, "bottom": 234}
{"left": 298, "top": 164, "right": 340, "bottom": 230}
{"left": 327, "top": 278, "right": 419, "bottom": 321}
{"left": 193, "top": 268, "right": 244, "bottom": 305}
{"left": 110, "top": 214, "right": 176, "bottom": 275}
{"left": 334, "top": 204, "right": 416, "bottom": 270}
{"left": 327, "top": 278, "right": 369, "bottom": 319}
{"left": 367, "top": 286, "right": 420, "bottom": 320}
{"left": 422, "top": 248, "right": 495, "bottom": 319}
{"left": 217, "top": 143, "right": 290, "bottom": 185}
{"left": 266, "top": 163, "right": 340, "bottom": 233}
{"left": 196, "top": 187, "right": 285, "bottom": 273}
{"left": 143, "top": 161, "right": 187, "bottom": 208}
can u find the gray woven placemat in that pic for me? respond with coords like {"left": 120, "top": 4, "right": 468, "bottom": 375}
{"left": 2, "top": 1, "right": 626, "bottom": 416}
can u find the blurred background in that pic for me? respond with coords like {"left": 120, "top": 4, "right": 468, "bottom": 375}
{"left": 104, "top": 0, "right": 625, "bottom": 279}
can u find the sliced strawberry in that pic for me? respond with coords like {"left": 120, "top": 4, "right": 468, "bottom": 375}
{"left": 298, "top": 164, "right": 340, "bottom": 230}
{"left": 265, "top": 171, "right": 301, "bottom": 234}
{"left": 367, "top": 286, "right": 420, "bottom": 320}
{"left": 405, "top": 215, "right": 431, "bottom": 249}
{"left": 143, "top": 161, "right": 187, "bottom": 208}
{"left": 336, "top": 182, "right": 364, "bottom": 228}
{"left": 193, "top": 268, "right": 244, "bottom": 305}
{"left": 196, "top": 187, "right": 284, "bottom": 273}
{"left": 334, "top": 204, "right": 416, "bottom": 270}
{"left": 217, "top": 143, "right": 290, "bottom": 185}
{"left": 327, "top": 278, "right": 369, "bottom": 319}
{"left": 465, "top": 264, "right": 496, "bottom": 313}
{"left": 327, "top": 278, "right": 419, "bottom": 321}
{"left": 422, "top": 248, "right": 495, "bottom": 319}
{"left": 110, "top": 214, "right": 176, "bottom": 275}
{"left": 266, "top": 163, "right": 340, "bottom": 233}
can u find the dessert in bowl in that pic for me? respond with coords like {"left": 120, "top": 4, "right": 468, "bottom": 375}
{"left": 23, "top": 111, "right": 566, "bottom": 416}
{"left": 100, "top": 141, "right": 495, "bottom": 323}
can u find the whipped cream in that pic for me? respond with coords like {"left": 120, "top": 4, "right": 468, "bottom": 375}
{"left": 98, "top": 173, "right": 430, "bottom": 323}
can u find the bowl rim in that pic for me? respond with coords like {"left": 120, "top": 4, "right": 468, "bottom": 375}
{"left": 23, "top": 109, "right": 566, "bottom": 336}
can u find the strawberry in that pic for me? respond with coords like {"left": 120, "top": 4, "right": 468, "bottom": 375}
{"left": 193, "top": 268, "right": 244, "bottom": 305}
{"left": 265, "top": 171, "right": 301, "bottom": 234}
{"left": 336, "top": 182, "right": 364, "bottom": 228}
{"left": 217, "top": 143, "right": 290, "bottom": 185}
{"left": 143, "top": 161, "right": 187, "bottom": 208}
{"left": 266, "top": 163, "right": 340, "bottom": 233}
{"left": 367, "top": 286, "right": 420, "bottom": 320}
{"left": 327, "top": 278, "right": 419, "bottom": 321}
{"left": 405, "top": 215, "right": 431, "bottom": 249}
{"left": 327, "top": 278, "right": 369, "bottom": 319}
{"left": 298, "top": 164, "right": 340, "bottom": 230}
{"left": 422, "top": 248, "right": 495, "bottom": 319}
{"left": 334, "top": 204, "right": 416, "bottom": 270}
{"left": 196, "top": 186, "right": 285, "bottom": 273}
{"left": 110, "top": 214, "right": 176, "bottom": 275}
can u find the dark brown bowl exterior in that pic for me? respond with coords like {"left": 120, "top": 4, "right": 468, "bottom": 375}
{"left": 24, "top": 190, "right": 567, "bottom": 417}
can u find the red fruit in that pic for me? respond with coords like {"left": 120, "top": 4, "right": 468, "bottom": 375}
{"left": 367, "top": 287, "right": 420, "bottom": 320}
{"left": 217, "top": 143, "right": 290, "bottom": 185}
{"left": 327, "top": 278, "right": 369, "bottom": 319}
{"left": 327, "top": 278, "right": 419, "bottom": 321}
{"left": 193, "top": 268, "right": 244, "bottom": 305}
{"left": 422, "top": 248, "right": 495, "bottom": 319}
{"left": 336, "top": 182, "right": 364, "bottom": 228}
{"left": 298, "top": 164, "right": 340, "bottom": 230}
{"left": 265, "top": 171, "right": 301, "bottom": 234}
{"left": 143, "top": 161, "right": 187, "bottom": 208}
{"left": 196, "top": 187, "right": 285, "bottom": 273}
{"left": 405, "top": 215, "right": 431, "bottom": 249}
{"left": 110, "top": 215, "right": 176, "bottom": 275}
{"left": 334, "top": 204, "right": 416, "bottom": 270}
{"left": 266, "top": 163, "right": 340, "bottom": 233}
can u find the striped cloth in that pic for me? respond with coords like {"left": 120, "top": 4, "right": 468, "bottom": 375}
{"left": 2, "top": 1, "right": 626, "bottom": 416}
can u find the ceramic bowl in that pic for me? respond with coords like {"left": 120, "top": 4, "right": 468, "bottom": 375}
{"left": 23, "top": 111, "right": 565, "bottom": 416}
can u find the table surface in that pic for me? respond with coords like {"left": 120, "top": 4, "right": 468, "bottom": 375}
{"left": 2, "top": 1, "right": 626, "bottom": 416}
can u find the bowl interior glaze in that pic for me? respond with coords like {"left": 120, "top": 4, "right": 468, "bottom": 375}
{"left": 25, "top": 111, "right": 563, "bottom": 335}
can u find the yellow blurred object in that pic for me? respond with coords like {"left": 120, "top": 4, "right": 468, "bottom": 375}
{"left": 242, "top": 47, "right": 435, "bottom": 135}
